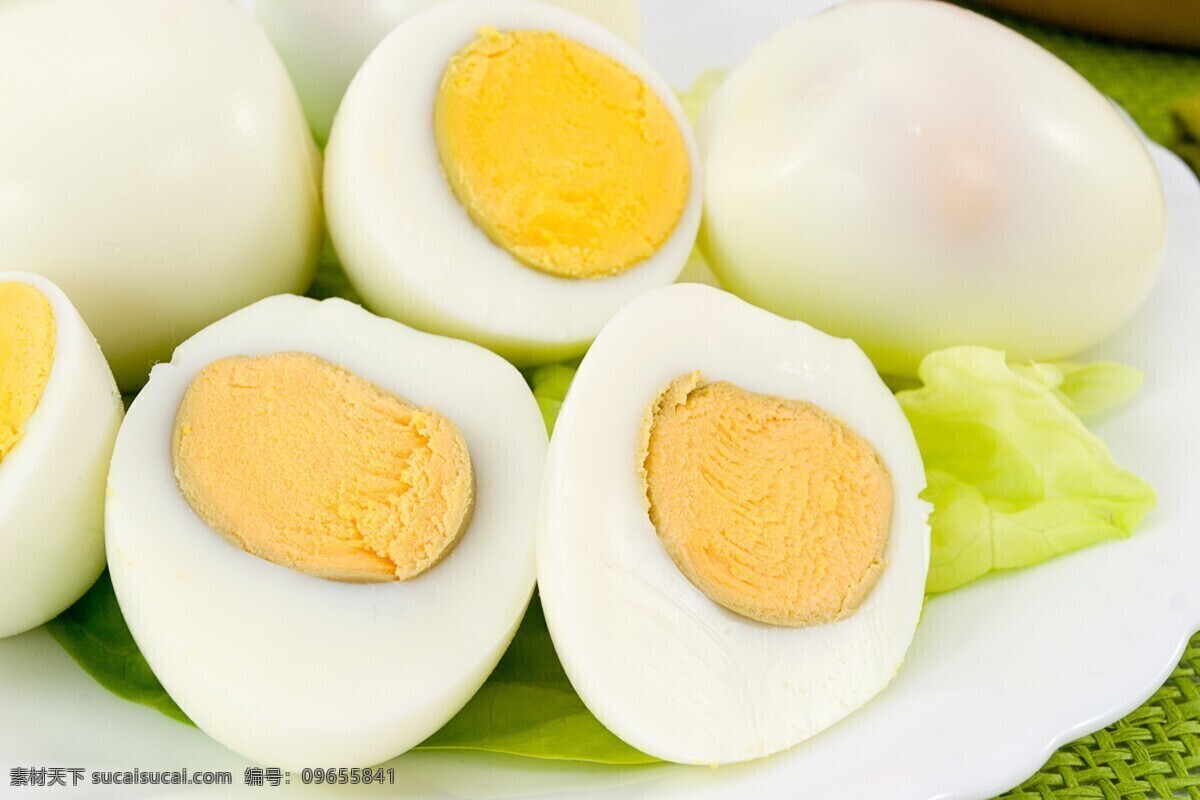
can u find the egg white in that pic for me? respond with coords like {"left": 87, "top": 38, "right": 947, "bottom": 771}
{"left": 536, "top": 284, "right": 930, "bottom": 764}
{"left": 105, "top": 295, "right": 546, "bottom": 767}
{"left": 0, "top": 272, "right": 123, "bottom": 639}
{"left": 698, "top": 0, "right": 1164, "bottom": 377}
{"left": 324, "top": 0, "right": 702, "bottom": 366}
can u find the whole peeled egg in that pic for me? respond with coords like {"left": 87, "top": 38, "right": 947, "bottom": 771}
{"left": 0, "top": 273, "right": 123, "bottom": 638}
{"left": 253, "top": 0, "right": 644, "bottom": 142}
{"left": 0, "top": 0, "right": 322, "bottom": 391}
{"left": 698, "top": 0, "right": 1165, "bottom": 378}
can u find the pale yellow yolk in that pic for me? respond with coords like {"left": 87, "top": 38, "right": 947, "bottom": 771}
{"left": 434, "top": 28, "right": 691, "bottom": 279}
{"left": 638, "top": 374, "right": 892, "bottom": 627}
{"left": 172, "top": 353, "right": 475, "bottom": 583}
{"left": 0, "top": 282, "right": 55, "bottom": 463}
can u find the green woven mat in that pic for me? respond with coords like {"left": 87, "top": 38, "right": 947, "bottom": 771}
{"left": 954, "top": 7, "right": 1200, "bottom": 799}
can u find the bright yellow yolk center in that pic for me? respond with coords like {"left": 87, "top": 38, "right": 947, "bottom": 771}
{"left": 434, "top": 28, "right": 691, "bottom": 279}
{"left": 638, "top": 374, "right": 893, "bottom": 627}
{"left": 173, "top": 353, "right": 475, "bottom": 583}
{"left": 0, "top": 282, "right": 56, "bottom": 463}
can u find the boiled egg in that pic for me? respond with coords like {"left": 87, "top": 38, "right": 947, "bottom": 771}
{"left": 698, "top": 0, "right": 1165, "bottom": 377}
{"left": 0, "top": 0, "right": 322, "bottom": 391}
{"left": 0, "top": 273, "right": 123, "bottom": 639}
{"left": 324, "top": 0, "right": 701, "bottom": 366}
{"left": 105, "top": 295, "right": 546, "bottom": 766}
{"left": 537, "top": 284, "right": 929, "bottom": 764}
{"left": 254, "top": 0, "right": 644, "bottom": 142}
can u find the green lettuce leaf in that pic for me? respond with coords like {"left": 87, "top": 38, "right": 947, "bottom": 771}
{"left": 897, "top": 347, "right": 1156, "bottom": 594}
{"left": 305, "top": 239, "right": 363, "bottom": 304}
{"left": 528, "top": 362, "right": 578, "bottom": 434}
{"left": 46, "top": 572, "right": 192, "bottom": 726}
{"left": 419, "top": 596, "right": 655, "bottom": 764}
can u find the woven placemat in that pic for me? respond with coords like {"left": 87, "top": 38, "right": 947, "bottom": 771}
{"left": 956, "top": 7, "right": 1200, "bottom": 799}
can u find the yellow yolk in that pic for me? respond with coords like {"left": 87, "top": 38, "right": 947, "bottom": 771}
{"left": 638, "top": 373, "right": 893, "bottom": 627}
{"left": 0, "top": 282, "right": 56, "bottom": 463}
{"left": 173, "top": 353, "right": 475, "bottom": 582}
{"left": 434, "top": 28, "right": 691, "bottom": 279}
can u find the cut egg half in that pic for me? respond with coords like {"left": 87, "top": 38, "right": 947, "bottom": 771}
{"left": 324, "top": 0, "right": 702, "bottom": 365}
{"left": 537, "top": 284, "right": 930, "bottom": 764}
{"left": 105, "top": 295, "right": 546, "bottom": 766}
{"left": 0, "top": 272, "right": 123, "bottom": 638}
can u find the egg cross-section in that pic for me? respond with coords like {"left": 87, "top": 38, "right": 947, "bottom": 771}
{"left": 325, "top": 0, "right": 702, "bottom": 366}
{"left": 0, "top": 272, "right": 123, "bottom": 639}
{"left": 537, "top": 284, "right": 930, "bottom": 765}
{"left": 105, "top": 295, "right": 547, "bottom": 767}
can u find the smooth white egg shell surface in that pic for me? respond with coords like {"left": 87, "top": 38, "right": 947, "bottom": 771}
{"left": 698, "top": 0, "right": 1165, "bottom": 378}
{"left": 324, "top": 0, "right": 702, "bottom": 367}
{"left": 0, "top": 273, "right": 123, "bottom": 639}
{"left": 105, "top": 296, "right": 546, "bottom": 767}
{"left": 536, "top": 284, "right": 930, "bottom": 765}
{"left": 254, "top": 0, "right": 643, "bottom": 142}
{"left": 0, "top": 0, "right": 322, "bottom": 391}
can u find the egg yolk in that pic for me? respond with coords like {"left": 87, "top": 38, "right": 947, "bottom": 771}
{"left": 0, "top": 282, "right": 55, "bottom": 463}
{"left": 172, "top": 352, "right": 474, "bottom": 583}
{"left": 434, "top": 28, "right": 690, "bottom": 279}
{"left": 638, "top": 373, "right": 892, "bottom": 627}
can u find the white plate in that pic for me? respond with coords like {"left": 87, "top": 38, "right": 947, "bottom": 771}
{"left": 2, "top": 1, "right": 1199, "bottom": 798}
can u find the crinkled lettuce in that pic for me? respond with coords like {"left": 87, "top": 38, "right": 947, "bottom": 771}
{"left": 897, "top": 347, "right": 1156, "bottom": 594}
{"left": 1009, "top": 360, "right": 1143, "bottom": 418}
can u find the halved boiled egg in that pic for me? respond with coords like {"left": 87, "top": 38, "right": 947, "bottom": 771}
{"left": 537, "top": 284, "right": 930, "bottom": 764}
{"left": 0, "top": 272, "right": 123, "bottom": 638}
{"left": 324, "top": 0, "right": 701, "bottom": 365}
{"left": 105, "top": 295, "right": 546, "bottom": 766}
